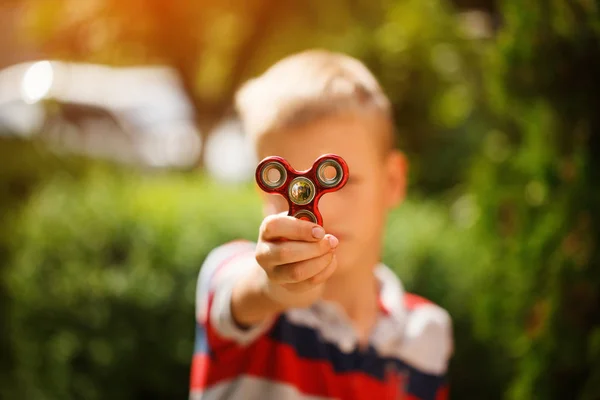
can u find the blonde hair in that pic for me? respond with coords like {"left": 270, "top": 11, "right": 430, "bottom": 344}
{"left": 235, "top": 49, "right": 395, "bottom": 151}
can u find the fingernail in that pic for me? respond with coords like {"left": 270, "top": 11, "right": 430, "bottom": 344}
{"left": 312, "top": 226, "right": 325, "bottom": 239}
{"left": 328, "top": 235, "right": 339, "bottom": 248}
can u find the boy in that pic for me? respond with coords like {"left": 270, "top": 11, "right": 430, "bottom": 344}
{"left": 190, "top": 49, "right": 453, "bottom": 400}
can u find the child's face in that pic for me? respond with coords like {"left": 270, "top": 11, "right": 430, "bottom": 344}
{"left": 257, "top": 112, "right": 407, "bottom": 274}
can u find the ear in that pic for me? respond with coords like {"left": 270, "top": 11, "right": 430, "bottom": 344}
{"left": 385, "top": 150, "right": 408, "bottom": 208}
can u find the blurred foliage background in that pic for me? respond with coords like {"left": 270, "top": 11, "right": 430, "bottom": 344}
{"left": 0, "top": 0, "right": 598, "bottom": 399}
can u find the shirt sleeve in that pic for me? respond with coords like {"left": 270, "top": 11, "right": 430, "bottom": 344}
{"left": 401, "top": 303, "right": 454, "bottom": 400}
{"left": 195, "top": 240, "right": 275, "bottom": 346}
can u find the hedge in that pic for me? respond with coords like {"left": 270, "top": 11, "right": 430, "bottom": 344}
{"left": 1, "top": 158, "right": 485, "bottom": 399}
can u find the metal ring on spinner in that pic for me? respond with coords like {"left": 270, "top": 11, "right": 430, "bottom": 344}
{"left": 316, "top": 159, "right": 344, "bottom": 188}
{"left": 288, "top": 176, "right": 316, "bottom": 206}
{"left": 293, "top": 209, "right": 318, "bottom": 223}
{"left": 260, "top": 161, "right": 287, "bottom": 189}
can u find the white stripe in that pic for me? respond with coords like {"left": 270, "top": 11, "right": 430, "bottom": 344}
{"left": 196, "top": 244, "right": 451, "bottom": 375}
{"left": 374, "top": 263, "right": 407, "bottom": 322}
{"left": 375, "top": 264, "right": 452, "bottom": 375}
{"left": 284, "top": 296, "right": 451, "bottom": 375}
{"left": 210, "top": 264, "right": 275, "bottom": 345}
{"left": 280, "top": 263, "right": 407, "bottom": 355}
{"left": 196, "top": 241, "right": 254, "bottom": 323}
{"left": 190, "top": 376, "right": 335, "bottom": 400}
{"left": 286, "top": 306, "right": 358, "bottom": 354}
{"left": 396, "top": 304, "right": 453, "bottom": 375}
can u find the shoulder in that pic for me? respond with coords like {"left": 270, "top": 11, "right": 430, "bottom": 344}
{"left": 403, "top": 293, "right": 452, "bottom": 347}
{"left": 203, "top": 240, "right": 256, "bottom": 266}
{"left": 200, "top": 240, "right": 256, "bottom": 277}
{"left": 375, "top": 265, "right": 453, "bottom": 374}
{"left": 400, "top": 292, "right": 453, "bottom": 375}
{"left": 376, "top": 265, "right": 452, "bottom": 333}
{"left": 196, "top": 240, "right": 256, "bottom": 315}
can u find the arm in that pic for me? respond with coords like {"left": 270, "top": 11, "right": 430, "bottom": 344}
{"left": 231, "top": 213, "right": 339, "bottom": 328}
{"left": 229, "top": 263, "right": 284, "bottom": 327}
{"left": 195, "top": 213, "right": 338, "bottom": 345}
{"left": 190, "top": 215, "right": 338, "bottom": 396}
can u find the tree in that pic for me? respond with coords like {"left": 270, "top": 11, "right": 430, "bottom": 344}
{"left": 468, "top": 0, "right": 600, "bottom": 398}
{"left": 18, "top": 0, "right": 391, "bottom": 168}
{"left": 18, "top": 0, "right": 282, "bottom": 167}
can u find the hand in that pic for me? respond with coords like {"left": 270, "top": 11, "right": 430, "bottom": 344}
{"left": 255, "top": 213, "right": 338, "bottom": 308}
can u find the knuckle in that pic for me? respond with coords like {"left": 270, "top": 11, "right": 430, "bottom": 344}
{"left": 299, "top": 222, "right": 311, "bottom": 238}
{"left": 254, "top": 249, "right": 267, "bottom": 266}
{"left": 255, "top": 242, "right": 273, "bottom": 266}
{"left": 265, "top": 269, "right": 277, "bottom": 281}
{"left": 323, "top": 253, "right": 333, "bottom": 267}
{"left": 310, "top": 255, "right": 335, "bottom": 284}
{"left": 261, "top": 218, "right": 276, "bottom": 237}
{"left": 289, "top": 265, "right": 305, "bottom": 282}
{"left": 276, "top": 244, "right": 292, "bottom": 261}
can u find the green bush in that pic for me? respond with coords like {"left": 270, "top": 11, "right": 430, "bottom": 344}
{"left": 465, "top": 0, "right": 600, "bottom": 399}
{"left": 2, "top": 162, "right": 487, "bottom": 399}
{"left": 384, "top": 194, "right": 502, "bottom": 399}
{"left": 3, "top": 168, "right": 263, "bottom": 400}
{"left": 0, "top": 137, "right": 93, "bottom": 397}
{"left": 362, "top": 0, "right": 490, "bottom": 196}
{"left": 4, "top": 1, "right": 598, "bottom": 397}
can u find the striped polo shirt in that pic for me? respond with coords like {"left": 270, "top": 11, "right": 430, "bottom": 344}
{"left": 190, "top": 240, "right": 453, "bottom": 400}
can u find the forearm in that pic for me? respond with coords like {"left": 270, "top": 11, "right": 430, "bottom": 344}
{"left": 230, "top": 263, "right": 285, "bottom": 327}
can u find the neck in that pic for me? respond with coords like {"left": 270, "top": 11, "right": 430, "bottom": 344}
{"left": 321, "top": 261, "right": 380, "bottom": 322}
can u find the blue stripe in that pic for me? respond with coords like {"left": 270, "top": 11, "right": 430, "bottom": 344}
{"left": 268, "top": 315, "right": 445, "bottom": 399}
{"left": 408, "top": 369, "right": 447, "bottom": 400}
{"left": 194, "top": 323, "right": 210, "bottom": 355}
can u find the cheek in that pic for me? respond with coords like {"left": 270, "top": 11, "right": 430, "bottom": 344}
{"left": 352, "top": 182, "right": 388, "bottom": 225}
{"left": 317, "top": 182, "right": 384, "bottom": 220}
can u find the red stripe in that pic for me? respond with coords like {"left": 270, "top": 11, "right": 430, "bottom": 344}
{"left": 191, "top": 349, "right": 445, "bottom": 399}
{"left": 190, "top": 336, "right": 404, "bottom": 399}
{"left": 436, "top": 384, "right": 449, "bottom": 400}
{"left": 191, "top": 243, "right": 445, "bottom": 399}
{"left": 192, "top": 309, "right": 413, "bottom": 399}
{"left": 378, "top": 297, "right": 391, "bottom": 316}
{"left": 403, "top": 293, "right": 433, "bottom": 311}
{"left": 189, "top": 350, "right": 211, "bottom": 391}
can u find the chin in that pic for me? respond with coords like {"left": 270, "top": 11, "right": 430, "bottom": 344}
{"left": 331, "top": 250, "right": 356, "bottom": 274}
{"left": 334, "top": 241, "right": 375, "bottom": 270}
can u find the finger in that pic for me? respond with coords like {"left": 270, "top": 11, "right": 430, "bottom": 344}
{"left": 258, "top": 234, "right": 337, "bottom": 268}
{"left": 281, "top": 253, "right": 337, "bottom": 291}
{"left": 308, "top": 253, "right": 338, "bottom": 285}
{"left": 260, "top": 213, "right": 325, "bottom": 242}
{"left": 272, "top": 250, "right": 334, "bottom": 284}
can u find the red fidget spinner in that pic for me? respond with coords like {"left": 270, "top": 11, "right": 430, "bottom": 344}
{"left": 255, "top": 154, "right": 349, "bottom": 226}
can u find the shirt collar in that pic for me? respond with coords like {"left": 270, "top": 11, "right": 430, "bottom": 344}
{"left": 374, "top": 262, "right": 407, "bottom": 323}
{"left": 313, "top": 263, "right": 407, "bottom": 323}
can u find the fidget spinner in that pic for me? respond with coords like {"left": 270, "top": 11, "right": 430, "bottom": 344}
{"left": 255, "top": 154, "right": 349, "bottom": 226}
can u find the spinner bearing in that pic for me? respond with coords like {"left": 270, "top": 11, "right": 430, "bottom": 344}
{"left": 255, "top": 154, "right": 349, "bottom": 226}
